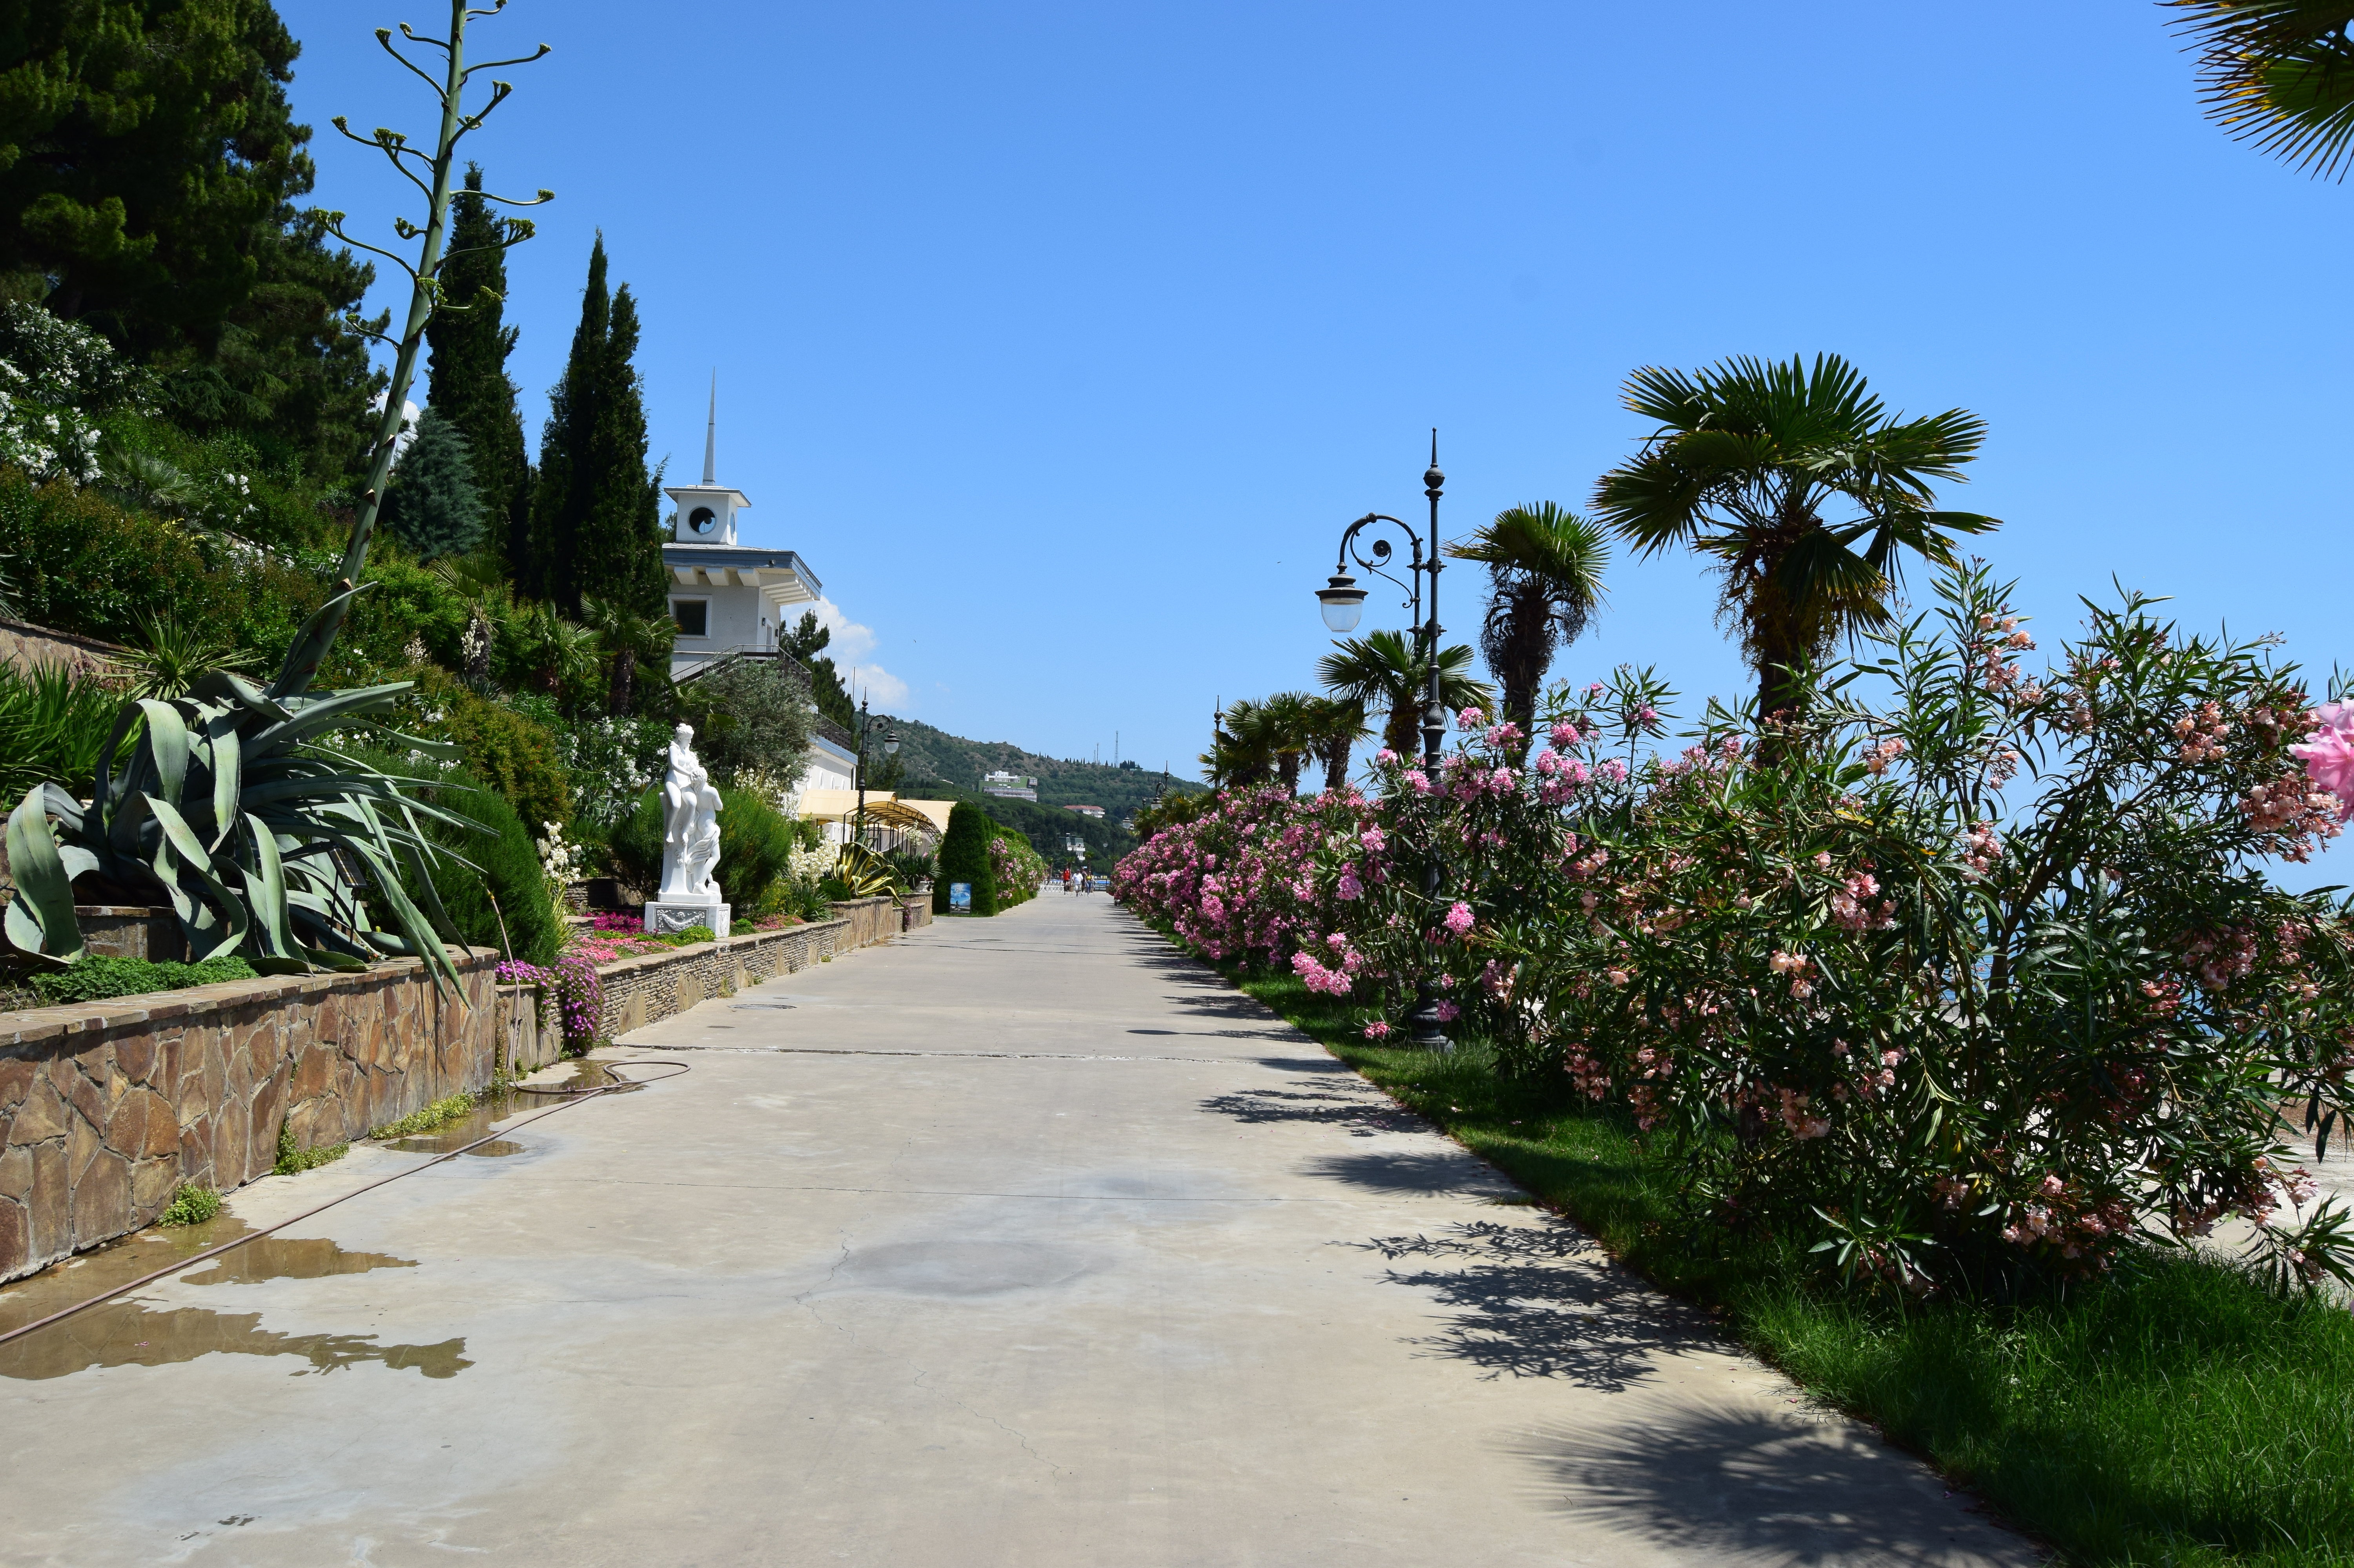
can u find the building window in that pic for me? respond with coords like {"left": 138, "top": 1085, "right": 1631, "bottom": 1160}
{"left": 672, "top": 599, "right": 708, "bottom": 637}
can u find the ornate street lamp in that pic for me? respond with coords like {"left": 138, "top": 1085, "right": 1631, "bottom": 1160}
{"left": 853, "top": 694, "right": 900, "bottom": 851}
{"left": 1315, "top": 434, "right": 1452, "bottom": 1050}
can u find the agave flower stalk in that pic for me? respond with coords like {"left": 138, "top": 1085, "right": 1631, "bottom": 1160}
{"left": 2, "top": 2, "right": 552, "bottom": 987}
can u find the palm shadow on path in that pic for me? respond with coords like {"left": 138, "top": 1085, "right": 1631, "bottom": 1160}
{"left": 1504, "top": 1403, "right": 2020, "bottom": 1567}
{"left": 1352, "top": 1220, "right": 1719, "bottom": 1392}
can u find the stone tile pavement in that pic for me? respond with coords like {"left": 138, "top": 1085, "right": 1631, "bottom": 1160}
{"left": 0, "top": 896, "right": 2035, "bottom": 1566}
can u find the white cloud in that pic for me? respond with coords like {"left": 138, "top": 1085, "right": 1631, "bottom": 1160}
{"left": 810, "top": 597, "right": 876, "bottom": 662}
{"left": 844, "top": 662, "right": 909, "bottom": 710}
{"left": 809, "top": 597, "right": 908, "bottom": 710}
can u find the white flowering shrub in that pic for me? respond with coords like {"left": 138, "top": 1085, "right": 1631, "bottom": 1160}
{"left": 538, "top": 820, "right": 582, "bottom": 900}
{"left": 556, "top": 716, "right": 666, "bottom": 832}
{"left": 0, "top": 303, "right": 135, "bottom": 485}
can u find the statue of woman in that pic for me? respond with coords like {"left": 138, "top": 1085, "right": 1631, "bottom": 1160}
{"left": 659, "top": 723, "right": 723, "bottom": 898}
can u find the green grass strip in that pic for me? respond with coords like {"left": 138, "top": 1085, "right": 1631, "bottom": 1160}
{"left": 1214, "top": 953, "right": 2354, "bottom": 1568}
{"left": 367, "top": 1091, "right": 476, "bottom": 1142}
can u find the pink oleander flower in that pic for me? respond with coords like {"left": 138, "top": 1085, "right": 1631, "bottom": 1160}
{"left": 1547, "top": 720, "right": 1582, "bottom": 750}
{"left": 1457, "top": 707, "right": 1483, "bottom": 729}
{"left": 1375, "top": 747, "right": 1401, "bottom": 767}
{"left": 1443, "top": 900, "right": 1475, "bottom": 936}
{"left": 1403, "top": 769, "right": 1433, "bottom": 795}
{"left": 1434, "top": 1000, "right": 1461, "bottom": 1022}
{"left": 1359, "top": 825, "right": 1387, "bottom": 854}
{"left": 1336, "top": 867, "right": 1364, "bottom": 901}
{"left": 1596, "top": 759, "right": 1628, "bottom": 785}
{"left": 1363, "top": 1020, "right": 1394, "bottom": 1040}
{"left": 2291, "top": 704, "right": 2354, "bottom": 819}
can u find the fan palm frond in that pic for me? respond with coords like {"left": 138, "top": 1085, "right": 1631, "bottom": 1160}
{"left": 2170, "top": 1, "right": 2354, "bottom": 178}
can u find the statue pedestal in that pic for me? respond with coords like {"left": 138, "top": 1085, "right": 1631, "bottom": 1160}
{"left": 644, "top": 897, "right": 731, "bottom": 939}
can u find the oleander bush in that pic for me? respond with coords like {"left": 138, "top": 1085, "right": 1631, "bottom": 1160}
{"left": 1120, "top": 566, "right": 2354, "bottom": 1299}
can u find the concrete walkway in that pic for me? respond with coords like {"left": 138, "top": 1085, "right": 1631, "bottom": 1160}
{"left": 0, "top": 897, "right": 2032, "bottom": 1566}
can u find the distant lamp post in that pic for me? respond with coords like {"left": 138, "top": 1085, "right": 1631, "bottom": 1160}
{"left": 853, "top": 694, "right": 900, "bottom": 851}
{"left": 1314, "top": 434, "right": 1451, "bottom": 1050}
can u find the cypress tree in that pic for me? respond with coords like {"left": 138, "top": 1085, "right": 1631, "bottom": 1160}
{"left": 525, "top": 236, "right": 605, "bottom": 607}
{"left": 423, "top": 166, "right": 530, "bottom": 574}
{"left": 577, "top": 281, "right": 666, "bottom": 615}
{"left": 382, "top": 408, "right": 484, "bottom": 560}
{"left": 934, "top": 802, "right": 998, "bottom": 916}
{"left": 526, "top": 235, "right": 665, "bottom": 616}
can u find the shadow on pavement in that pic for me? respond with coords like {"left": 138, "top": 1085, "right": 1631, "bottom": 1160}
{"left": 1503, "top": 1404, "right": 2008, "bottom": 1566}
{"left": 1355, "top": 1221, "right": 1715, "bottom": 1391}
{"left": 1199, "top": 1086, "right": 1422, "bottom": 1136}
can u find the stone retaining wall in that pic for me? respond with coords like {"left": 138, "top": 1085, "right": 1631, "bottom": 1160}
{"left": 898, "top": 895, "right": 931, "bottom": 932}
{"left": 0, "top": 618, "right": 125, "bottom": 680}
{"left": 830, "top": 896, "right": 900, "bottom": 950}
{"left": 0, "top": 951, "right": 500, "bottom": 1282}
{"left": 598, "top": 919, "right": 851, "bottom": 1036}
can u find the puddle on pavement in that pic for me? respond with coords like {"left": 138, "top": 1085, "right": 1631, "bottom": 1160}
{"left": 0, "top": 1213, "right": 467, "bottom": 1380}
{"left": 382, "top": 1060, "right": 636, "bottom": 1157}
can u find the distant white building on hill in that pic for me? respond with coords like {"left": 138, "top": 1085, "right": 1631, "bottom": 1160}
{"left": 1064, "top": 803, "right": 1104, "bottom": 819}
{"left": 981, "top": 771, "right": 1037, "bottom": 801}
{"left": 662, "top": 383, "right": 857, "bottom": 792}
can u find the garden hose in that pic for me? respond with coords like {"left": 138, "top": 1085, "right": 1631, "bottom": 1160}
{"left": 0, "top": 1059, "right": 689, "bottom": 1350}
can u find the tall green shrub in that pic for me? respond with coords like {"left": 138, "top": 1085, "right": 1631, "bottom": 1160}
{"left": 411, "top": 668, "right": 571, "bottom": 832}
{"left": 403, "top": 760, "right": 562, "bottom": 965}
{"left": 935, "top": 801, "right": 996, "bottom": 915}
{"left": 715, "top": 786, "right": 794, "bottom": 913}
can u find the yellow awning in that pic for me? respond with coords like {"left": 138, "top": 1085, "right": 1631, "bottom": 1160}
{"left": 794, "top": 790, "right": 948, "bottom": 838}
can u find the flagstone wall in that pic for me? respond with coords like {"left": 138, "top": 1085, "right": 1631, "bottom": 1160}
{"left": 0, "top": 952, "right": 501, "bottom": 1283}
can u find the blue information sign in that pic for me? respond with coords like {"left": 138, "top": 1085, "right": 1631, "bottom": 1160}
{"left": 949, "top": 881, "right": 972, "bottom": 910}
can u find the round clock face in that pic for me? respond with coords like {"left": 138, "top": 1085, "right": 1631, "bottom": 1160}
{"left": 687, "top": 506, "right": 718, "bottom": 535}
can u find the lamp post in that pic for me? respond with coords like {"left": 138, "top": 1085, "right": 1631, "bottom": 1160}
{"left": 1313, "top": 434, "right": 1451, "bottom": 1050}
{"left": 853, "top": 694, "right": 900, "bottom": 853}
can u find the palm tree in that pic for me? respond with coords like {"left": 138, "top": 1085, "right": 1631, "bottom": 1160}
{"left": 1261, "top": 692, "right": 1321, "bottom": 794}
{"left": 1203, "top": 697, "right": 1276, "bottom": 788}
{"left": 584, "top": 597, "right": 676, "bottom": 716}
{"left": 1591, "top": 353, "right": 1996, "bottom": 723}
{"left": 2169, "top": 2, "right": 2354, "bottom": 177}
{"left": 431, "top": 552, "right": 513, "bottom": 684}
{"left": 1301, "top": 694, "right": 1367, "bottom": 794}
{"left": 1317, "top": 630, "right": 1492, "bottom": 758}
{"left": 1447, "top": 503, "right": 1608, "bottom": 758}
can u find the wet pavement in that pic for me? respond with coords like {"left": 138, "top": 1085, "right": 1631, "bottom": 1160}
{"left": 0, "top": 898, "right": 2033, "bottom": 1566}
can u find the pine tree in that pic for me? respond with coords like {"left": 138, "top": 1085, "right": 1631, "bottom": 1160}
{"left": 781, "top": 609, "right": 858, "bottom": 734}
{"left": 525, "top": 235, "right": 665, "bottom": 616}
{"left": 424, "top": 166, "right": 530, "bottom": 575}
{"left": 383, "top": 409, "right": 484, "bottom": 560}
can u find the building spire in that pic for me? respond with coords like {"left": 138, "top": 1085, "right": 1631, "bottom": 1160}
{"left": 701, "top": 371, "right": 718, "bottom": 485}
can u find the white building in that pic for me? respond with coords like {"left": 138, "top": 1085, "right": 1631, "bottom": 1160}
{"left": 663, "top": 385, "right": 858, "bottom": 792}
{"left": 981, "top": 771, "right": 1037, "bottom": 801}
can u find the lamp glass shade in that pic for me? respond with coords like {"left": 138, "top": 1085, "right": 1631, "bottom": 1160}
{"left": 1316, "top": 573, "right": 1367, "bottom": 634}
{"left": 885, "top": 734, "right": 900, "bottom": 755}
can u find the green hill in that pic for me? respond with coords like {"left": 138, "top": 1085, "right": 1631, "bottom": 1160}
{"left": 873, "top": 714, "right": 1203, "bottom": 868}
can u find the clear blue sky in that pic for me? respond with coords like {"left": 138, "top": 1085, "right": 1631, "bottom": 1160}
{"left": 280, "top": 1, "right": 2352, "bottom": 865}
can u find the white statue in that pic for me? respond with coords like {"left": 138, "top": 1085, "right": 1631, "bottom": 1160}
{"left": 647, "top": 723, "right": 730, "bottom": 936}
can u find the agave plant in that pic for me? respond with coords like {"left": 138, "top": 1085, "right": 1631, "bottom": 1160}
{"left": 4, "top": 602, "right": 472, "bottom": 980}
{"left": 1, "top": 1, "right": 551, "bottom": 990}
